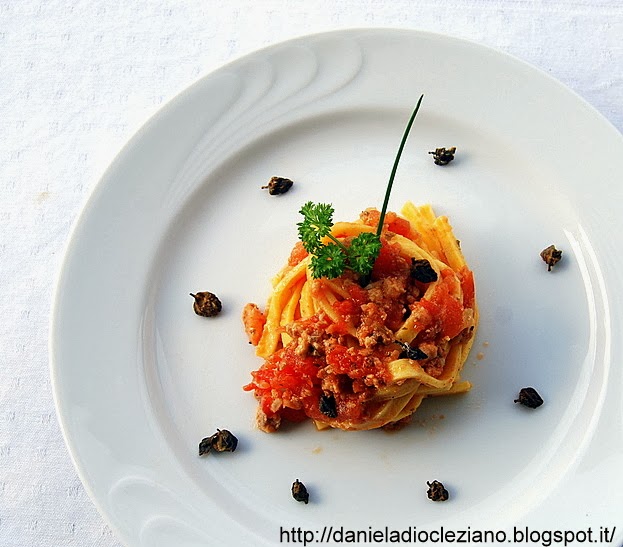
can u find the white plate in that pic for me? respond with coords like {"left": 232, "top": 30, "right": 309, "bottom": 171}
{"left": 51, "top": 29, "right": 623, "bottom": 545}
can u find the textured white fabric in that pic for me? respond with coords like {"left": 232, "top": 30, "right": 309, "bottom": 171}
{"left": 1, "top": 1, "right": 621, "bottom": 545}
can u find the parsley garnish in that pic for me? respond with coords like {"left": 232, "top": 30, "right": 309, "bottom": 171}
{"left": 297, "top": 203, "right": 382, "bottom": 278}
{"left": 297, "top": 201, "right": 335, "bottom": 254}
{"left": 297, "top": 95, "right": 424, "bottom": 279}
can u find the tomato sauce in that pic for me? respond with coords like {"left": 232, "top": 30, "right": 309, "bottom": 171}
{"left": 288, "top": 241, "right": 308, "bottom": 266}
{"left": 244, "top": 220, "right": 475, "bottom": 431}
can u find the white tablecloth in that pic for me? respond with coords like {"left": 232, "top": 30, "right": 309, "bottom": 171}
{"left": 1, "top": 1, "right": 621, "bottom": 545}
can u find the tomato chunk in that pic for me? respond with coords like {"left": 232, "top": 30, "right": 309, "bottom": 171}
{"left": 372, "top": 241, "right": 409, "bottom": 279}
{"left": 288, "top": 241, "right": 308, "bottom": 266}
{"left": 458, "top": 266, "right": 475, "bottom": 309}
{"left": 428, "top": 274, "right": 464, "bottom": 338}
{"left": 388, "top": 216, "right": 412, "bottom": 238}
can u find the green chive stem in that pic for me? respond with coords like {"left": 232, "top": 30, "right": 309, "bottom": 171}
{"left": 326, "top": 233, "right": 349, "bottom": 252}
{"left": 376, "top": 94, "right": 424, "bottom": 238}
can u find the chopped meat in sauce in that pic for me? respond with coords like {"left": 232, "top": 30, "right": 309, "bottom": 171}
{"left": 243, "top": 219, "right": 475, "bottom": 432}
{"left": 356, "top": 303, "right": 395, "bottom": 348}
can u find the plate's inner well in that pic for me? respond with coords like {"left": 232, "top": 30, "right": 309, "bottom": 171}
{"left": 147, "top": 108, "right": 599, "bottom": 531}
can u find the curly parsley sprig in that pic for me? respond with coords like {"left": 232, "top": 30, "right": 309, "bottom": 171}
{"left": 297, "top": 203, "right": 382, "bottom": 279}
{"left": 297, "top": 95, "right": 424, "bottom": 280}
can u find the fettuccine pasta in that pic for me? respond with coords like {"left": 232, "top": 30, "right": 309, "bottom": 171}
{"left": 243, "top": 202, "right": 477, "bottom": 432}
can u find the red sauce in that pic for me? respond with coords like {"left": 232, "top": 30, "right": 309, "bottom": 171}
{"left": 387, "top": 216, "right": 412, "bottom": 238}
{"left": 429, "top": 273, "right": 464, "bottom": 338}
{"left": 459, "top": 266, "right": 475, "bottom": 309}
{"left": 288, "top": 241, "right": 308, "bottom": 266}
{"left": 371, "top": 240, "right": 409, "bottom": 279}
{"left": 359, "top": 209, "right": 410, "bottom": 237}
{"left": 244, "top": 345, "right": 322, "bottom": 413}
{"left": 245, "top": 222, "right": 475, "bottom": 430}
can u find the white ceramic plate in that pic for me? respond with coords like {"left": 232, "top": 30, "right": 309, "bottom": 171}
{"left": 51, "top": 29, "right": 623, "bottom": 546}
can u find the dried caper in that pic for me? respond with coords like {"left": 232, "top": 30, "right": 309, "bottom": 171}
{"left": 396, "top": 340, "right": 428, "bottom": 360}
{"left": 291, "top": 479, "right": 309, "bottom": 504}
{"left": 262, "top": 176, "right": 294, "bottom": 195}
{"left": 427, "top": 480, "right": 449, "bottom": 502}
{"left": 410, "top": 258, "right": 438, "bottom": 283}
{"left": 514, "top": 387, "right": 544, "bottom": 409}
{"left": 198, "top": 429, "right": 238, "bottom": 456}
{"left": 191, "top": 292, "right": 222, "bottom": 317}
{"left": 319, "top": 393, "right": 337, "bottom": 418}
{"left": 429, "top": 147, "right": 456, "bottom": 165}
{"left": 540, "top": 245, "right": 562, "bottom": 272}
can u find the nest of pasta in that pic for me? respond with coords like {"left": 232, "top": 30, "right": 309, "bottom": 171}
{"left": 243, "top": 202, "right": 478, "bottom": 432}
